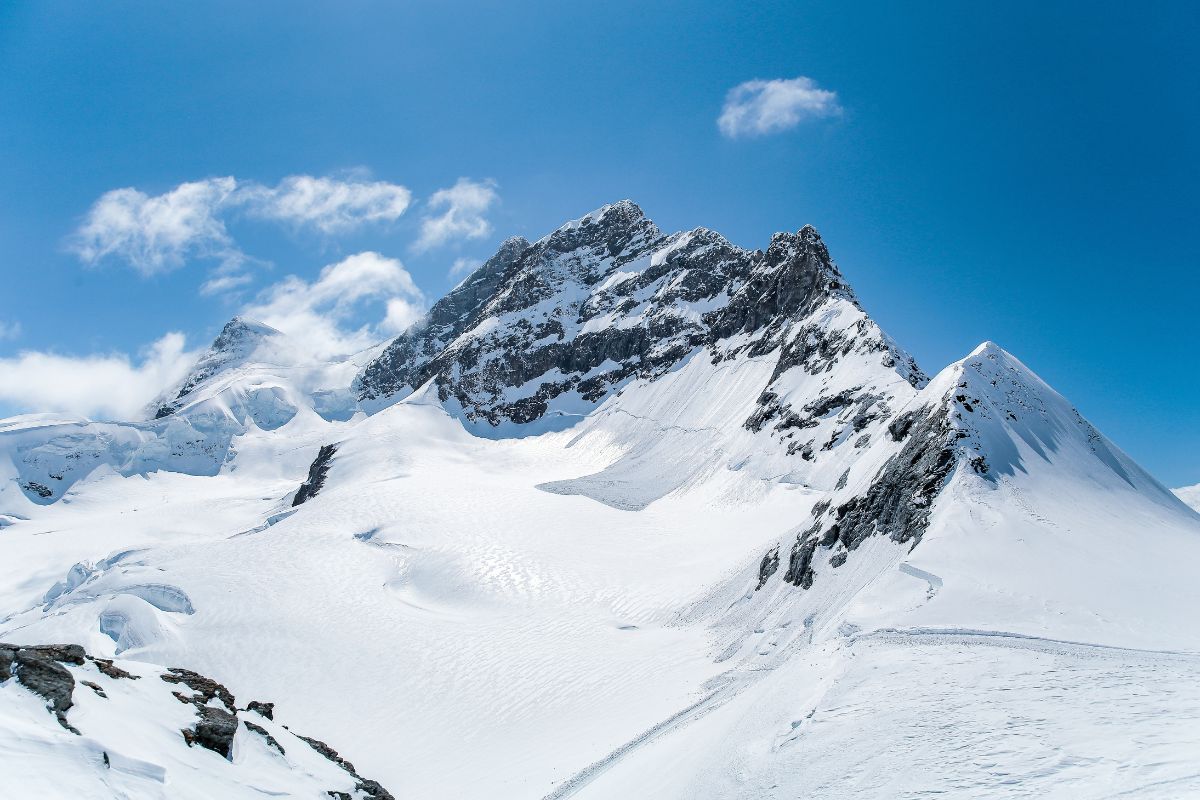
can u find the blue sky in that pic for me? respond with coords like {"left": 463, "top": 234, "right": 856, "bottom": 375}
{"left": 0, "top": 1, "right": 1197, "bottom": 485}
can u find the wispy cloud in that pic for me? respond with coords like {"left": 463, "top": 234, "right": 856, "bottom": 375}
{"left": 69, "top": 174, "right": 414, "bottom": 281}
{"left": 415, "top": 178, "right": 498, "bottom": 252}
{"left": 717, "top": 76, "right": 842, "bottom": 139}
{"left": 69, "top": 178, "right": 241, "bottom": 276}
{"left": 0, "top": 320, "right": 21, "bottom": 341}
{"left": 0, "top": 332, "right": 200, "bottom": 420}
{"left": 199, "top": 271, "right": 255, "bottom": 297}
{"left": 237, "top": 175, "right": 412, "bottom": 233}
{"left": 240, "top": 251, "right": 425, "bottom": 358}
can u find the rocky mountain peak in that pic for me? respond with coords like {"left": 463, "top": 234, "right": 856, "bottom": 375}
{"left": 536, "top": 199, "right": 662, "bottom": 265}
{"left": 708, "top": 224, "right": 852, "bottom": 350}
{"left": 355, "top": 202, "right": 923, "bottom": 434}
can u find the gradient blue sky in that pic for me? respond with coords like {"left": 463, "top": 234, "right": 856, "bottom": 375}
{"left": 0, "top": 1, "right": 1197, "bottom": 485}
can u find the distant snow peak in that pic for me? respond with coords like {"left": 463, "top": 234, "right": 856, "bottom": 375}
{"left": 212, "top": 316, "right": 283, "bottom": 349}
{"left": 153, "top": 316, "right": 283, "bottom": 419}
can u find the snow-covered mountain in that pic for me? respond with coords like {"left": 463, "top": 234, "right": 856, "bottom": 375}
{"left": 2, "top": 201, "right": 1198, "bottom": 798}
{"left": 0, "top": 316, "right": 370, "bottom": 509}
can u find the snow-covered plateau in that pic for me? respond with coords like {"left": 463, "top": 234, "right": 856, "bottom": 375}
{"left": 2, "top": 201, "right": 1198, "bottom": 799}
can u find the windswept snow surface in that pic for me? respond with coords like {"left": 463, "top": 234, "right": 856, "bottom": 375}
{"left": 2, "top": 206, "right": 1199, "bottom": 798}
{"left": 0, "top": 392, "right": 814, "bottom": 797}
{"left": 3, "top": 357, "right": 1198, "bottom": 798}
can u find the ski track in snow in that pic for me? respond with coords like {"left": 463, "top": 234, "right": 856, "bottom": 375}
{"left": 856, "top": 626, "right": 1200, "bottom": 662}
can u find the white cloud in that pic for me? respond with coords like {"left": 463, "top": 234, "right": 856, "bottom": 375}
{"left": 415, "top": 178, "right": 498, "bottom": 252}
{"left": 70, "top": 174, "right": 414, "bottom": 277}
{"left": 717, "top": 76, "right": 842, "bottom": 139}
{"left": 448, "top": 257, "right": 483, "bottom": 278}
{"left": 199, "top": 272, "right": 254, "bottom": 296}
{"left": 0, "top": 332, "right": 200, "bottom": 420}
{"left": 0, "top": 320, "right": 20, "bottom": 341}
{"left": 70, "top": 178, "right": 240, "bottom": 276}
{"left": 382, "top": 297, "right": 424, "bottom": 334}
{"left": 240, "top": 251, "right": 425, "bottom": 358}
{"left": 237, "top": 175, "right": 412, "bottom": 233}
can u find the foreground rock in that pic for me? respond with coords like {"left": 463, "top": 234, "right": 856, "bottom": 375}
{"left": 0, "top": 641, "right": 396, "bottom": 799}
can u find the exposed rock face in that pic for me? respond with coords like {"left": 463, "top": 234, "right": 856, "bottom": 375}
{"left": 757, "top": 547, "right": 780, "bottom": 589}
{"left": 350, "top": 200, "right": 948, "bottom": 595}
{"left": 293, "top": 444, "right": 338, "bottom": 506}
{"left": 0, "top": 643, "right": 85, "bottom": 732}
{"left": 354, "top": 236, "right": 531, "bottom": 409}
{"left": 246, "top": 699, "right": 274, "bottom": 719}
{"left": 781, "top": 403, "right": 962, "bottom": 589}
{"left": 355, "top": 201, "right": 922, "bottom": 433}
{"left": 184, "top": 705, "right": 239, "bottom": 758}
{"left": 162, "top": 667, "right": 240, "bottom": 759}
{"left": 760, "top": 342, "right": 1130, "bottom": 594}
{"left": 90, "top": 655, "right": 138, "bottom": 679}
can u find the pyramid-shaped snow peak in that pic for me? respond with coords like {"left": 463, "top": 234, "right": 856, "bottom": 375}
{"left": 152, "top": 317, "right": 285, "bottom": 419}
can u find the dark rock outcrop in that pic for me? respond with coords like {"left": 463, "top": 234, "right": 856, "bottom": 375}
{"left": 0, "top": 643, "right": 84, "bottom": 732}
{"left": 757, "top": 547, "right": 780, "bottom": 589}
{"left": 704, "top": 226, "right": 846, "bottom": 347}
{"left": 162, "top": 667, "right": 239, "bottom": 759}
{"left": 293, "top": 444, "right": 337, "bottom": 506}
{"left": 300, "top": 734, "right": 397, "bottom": 800}
{"left": 777, "top": 402, "right": 963, "bottom": 590}
{"left": 300, "top": 735, "right": 359, "bottom": 775}
{"left": 90, "top": 655, "right": 138, "bottom": 680}
{"left": 161, "top": 667, "right": 237, "bottom": 710}
{"left": 183, "top": 706, "right": 239, "bottom": 758}
{"left": 355, "top": 236, "right": 531, "bottom": 405}
{"left": 22, "top": 481, "right": 53, "bottom": 499}
{"left": 246, "top": 699, "right": 274, "bottom": 719}
{"left": 1, "top": 642, "right": 398, "bottom": 797}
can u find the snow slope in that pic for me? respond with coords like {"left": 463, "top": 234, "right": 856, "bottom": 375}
{"left": 1, "top": 202, "right": 1197, "bottom": 799}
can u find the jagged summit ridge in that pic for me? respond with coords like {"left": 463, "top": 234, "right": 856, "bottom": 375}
{"left": 355, "top": 200, "right": 920, "bottom": 436}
